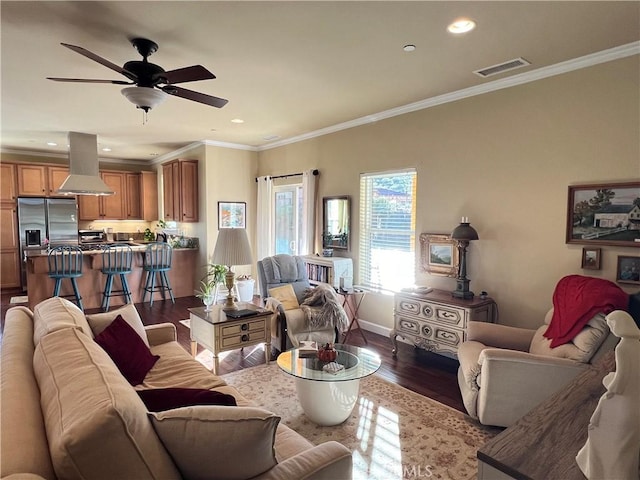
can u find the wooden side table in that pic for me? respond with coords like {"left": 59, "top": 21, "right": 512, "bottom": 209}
{"left": 188, "top": 303, "right": 272, "bottom": 374}
{"left": 340, "top": 288, "right": 367, "bottom": 344}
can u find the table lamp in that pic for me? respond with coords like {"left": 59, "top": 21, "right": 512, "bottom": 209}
{"left": 451, "top": 217, "right": 479, "bottom": 300}
{"left": 212, "top": 228, "right": 253, "bottom": 309}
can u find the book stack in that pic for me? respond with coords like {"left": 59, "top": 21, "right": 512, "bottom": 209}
{"left": 298, "top": 340, "right": 318, "bottom": 358}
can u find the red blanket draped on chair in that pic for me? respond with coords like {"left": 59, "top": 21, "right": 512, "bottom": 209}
{"left": 543, "top": 275, "right": 629, "bottom": 347}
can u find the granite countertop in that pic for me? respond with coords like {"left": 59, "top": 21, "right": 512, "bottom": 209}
{"left": 25, "top": 243, "right": 198, "bottom": 258}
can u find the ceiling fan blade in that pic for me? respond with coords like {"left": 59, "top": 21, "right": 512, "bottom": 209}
{"left": 61, "top": 43, "right": 137, "bottom": 81}
{"left": 47, "top": 77, "right": 133, "bottom": 85}
{"left": 160, "top": 65, "right": 216, "bottom": 85}
{"left": 162, "top": 85, "right": 228, "bottom": 108}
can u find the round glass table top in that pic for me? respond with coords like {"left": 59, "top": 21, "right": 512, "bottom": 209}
{"left": 276, "top": 343, "right": 381, "bottom": 382}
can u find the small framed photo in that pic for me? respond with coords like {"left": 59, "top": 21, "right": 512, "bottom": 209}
{"left": 419, "top": 233, "right": 459, "bottom": 277}
{"left": 616, "top": 255, "right": 640, "bottom": 284}
{"left": 218, "top": 202, "right": 246, "bottom": 229}
{"left": 581, "top": 247, "right": 601, "bottom": 270}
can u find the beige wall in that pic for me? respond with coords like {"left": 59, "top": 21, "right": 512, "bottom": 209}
{"left": 257, "top": 56, "right": 640, "bottom": 330}
{"left": 156, "top": 144, "right": 259, "bottom": 286}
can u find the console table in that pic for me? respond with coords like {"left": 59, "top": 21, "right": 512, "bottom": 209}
{"left": 391, "top": 289, "right": 496, "bottom": 359}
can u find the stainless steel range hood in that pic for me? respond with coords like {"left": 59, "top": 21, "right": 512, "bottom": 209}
{"left": 57, "top": 132, "right": 115, "bottom": 196}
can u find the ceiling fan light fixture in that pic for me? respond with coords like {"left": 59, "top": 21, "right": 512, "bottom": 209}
{"left": 121, "top": 86, "right": 168, "bottom": 112}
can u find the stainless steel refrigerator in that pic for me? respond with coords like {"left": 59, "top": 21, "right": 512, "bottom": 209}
{"left": 17, "top": 197, "right": 79, "bottom": 289}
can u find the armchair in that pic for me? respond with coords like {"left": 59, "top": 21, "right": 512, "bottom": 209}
{"left": 458, "top": 308, "right": 619, "bottom": 427}
{"left": 257, "top": 254, "right": 345, "bottom": 351}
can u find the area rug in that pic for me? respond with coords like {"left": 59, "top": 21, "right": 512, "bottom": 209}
{"left": 9, "top": 295, "right": 29, "bottom": 304}
{"left": 222, "top": 363, "right": 502, "bottom": 480}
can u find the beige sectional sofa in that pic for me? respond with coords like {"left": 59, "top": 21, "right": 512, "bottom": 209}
{"left": 1, "top": 297, "right": 352, "bottom": 480}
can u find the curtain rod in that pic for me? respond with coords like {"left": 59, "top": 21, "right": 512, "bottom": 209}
{"left": 255, "top": 169, "right": 319, "bottom": 182}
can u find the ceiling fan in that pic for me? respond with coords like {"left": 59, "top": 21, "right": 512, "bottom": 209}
{"left": 47, "top": 38, "right": 228, "bottom": 112}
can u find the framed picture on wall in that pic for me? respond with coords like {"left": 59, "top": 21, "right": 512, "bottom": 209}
{"left": 566, "top": 181, "right": 640, "bottom": 247}
{"left": 616, "top": 255, "right": 640, "bottom": 285}
{"left": 419, "top": 233, "right": 459, "bottom": 277}
{"left": 218, "top": 202, "right": 246, "bottom": 229}
{"left": 581, "top": 247, "right": 601, "bottom": 270}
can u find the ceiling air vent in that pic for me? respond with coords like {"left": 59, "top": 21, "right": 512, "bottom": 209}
{"left": 473, "top": 57, "right": 531, "bottom": 78}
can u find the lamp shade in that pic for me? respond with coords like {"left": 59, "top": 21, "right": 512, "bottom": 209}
{"left": 212, "top": 229, "right": 253, "bottom": 266}
{"left": 451, "top": 221, "right": 479, "bottom": 241}
{"left": 121, "top": 87, "right": 168, "bottom": 112}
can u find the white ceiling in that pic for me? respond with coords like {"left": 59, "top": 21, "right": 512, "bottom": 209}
{"left": 1, "top": 1, "right": 639, "bottom": 162}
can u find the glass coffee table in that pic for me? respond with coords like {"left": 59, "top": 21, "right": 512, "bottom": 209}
{"left": 276, "top": 344, "right": 381, "bottom": 426}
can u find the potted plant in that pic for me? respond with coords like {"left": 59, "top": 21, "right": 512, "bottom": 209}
{"left": 196, "top": 280, "right": 217, "bottom": 311}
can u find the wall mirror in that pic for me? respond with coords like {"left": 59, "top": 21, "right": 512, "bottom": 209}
{"left": 323, "top": 196, "right": 350, "bottom": 250}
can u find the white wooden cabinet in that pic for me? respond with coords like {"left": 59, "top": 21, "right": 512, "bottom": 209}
{"left": 301, "top": 255, "right": 353, "bottom": 289}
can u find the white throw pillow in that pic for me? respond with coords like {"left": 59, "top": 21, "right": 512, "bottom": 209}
{"left": 86, "top": 303, "right": 150, "bottom": 347}
{"left": 150, "top": 406, "right": 280, "bottom": 480}
{"left": 529, "top": 313, "right": 609, "bottom": 363}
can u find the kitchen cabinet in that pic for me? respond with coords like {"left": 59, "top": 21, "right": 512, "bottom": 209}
{"left": 126, "top": 173, "right": 141, "bottom": 220}
{"left": 0, "top": 203, "right": 20, "bottom": 288}
{"left": 78, "top": 171, "right": 126, "bottom": 220}
{"left": 16, "top": 164, "right": 70, "bottom": 197}
{"left": 162, "top": 159, "right": 198, "bottom": 222}
{"left": 47, "top": 166, "right": 70, "bottom": 196}
{"left": 1, "top": 163, "right": 17, "bottom": 202}
{"left": 17, "top": 164, "right": 48, "bottom": 196}
{"left": 140, "top": 171, "right": 158, "bottom": 221}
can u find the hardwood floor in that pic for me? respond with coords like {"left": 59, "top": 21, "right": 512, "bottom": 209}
{"left": 131, "top": 296, "right": 465, "bottom": 412}
{"left": 0, "top": 291, "right": 465, "bottom": 412}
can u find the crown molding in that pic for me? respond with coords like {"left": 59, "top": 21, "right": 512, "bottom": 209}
{"left": 4, "top": 42, "right": 638, "bottom": 159}
{"left": 257, "top": 41, "right": 640, "bottom": 151}
{"left": 0, "top": 148, "right": 148, "bottom": 166}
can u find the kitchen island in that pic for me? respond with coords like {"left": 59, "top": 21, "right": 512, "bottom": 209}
{"left": 25, "top": 245, "right": 198, "bottom": 310}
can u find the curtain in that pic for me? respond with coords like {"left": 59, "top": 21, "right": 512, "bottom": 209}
{"left": 301, "top": 170, "right": 317, "bottom": 255}
{"left": 256, "top": 175, "right": 273, "bottom": 267}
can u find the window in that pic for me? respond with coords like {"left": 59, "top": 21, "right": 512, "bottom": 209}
{"left": 273, "top": 184, "right": 304, "bottom": 255}
{"left": 359, "top": 169, "right": 417, "bottom": 292}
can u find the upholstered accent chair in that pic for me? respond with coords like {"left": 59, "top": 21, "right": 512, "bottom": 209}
{"left": 457, "top": 308, "right": 618, "bottom": 427}
{"left": 257, "top": 254, "right": 344, "bottom": 352}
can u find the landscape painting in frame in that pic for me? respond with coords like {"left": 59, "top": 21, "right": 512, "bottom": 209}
{"left": 420, "top": 233, "right": 459, "bottom": 277}
{"left": 218, "top": 202, "right": 246, "bottom": 229}
{"left": 566, "top": 181, "right": 640, "bottom": 247}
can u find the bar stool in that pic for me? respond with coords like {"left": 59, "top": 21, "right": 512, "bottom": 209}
{"left": 142, "top": 242, "right": 175, "bottom": 306}
{"left": 101, "top": 244, "right": 133, "bottom": 312}
{"left": 48, "top": 245, "right": 84, "bottom": 311}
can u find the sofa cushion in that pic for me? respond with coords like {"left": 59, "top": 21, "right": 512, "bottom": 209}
{"left": 33, "top": 327, "right": 180, "bottom": 480}
{"left": 139, "top": 341, "right": 228, "bottom": 391}
{"left": 529, "top": 312, "right": 609, "bottom": 363}
{"left": 94, "top": 315, "right": 160, "bottom": 385}
{"left": 150, "top": 405, "right": 280, "bottom": 480}
{"left": 32, "top": 297, "right": 93, "bottom": 345}
{"left": 138, "top": 388, "right": 237, "bottom": 412}
{"left": 86, "top": 303, "right": 150, "bottom": 346}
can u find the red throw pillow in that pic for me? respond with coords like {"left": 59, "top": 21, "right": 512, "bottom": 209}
{"left": 94, "top": 315, "right": 159, "bottom": 385}
{"left": 137, "top": 388, "right": 238, "bottom": 412}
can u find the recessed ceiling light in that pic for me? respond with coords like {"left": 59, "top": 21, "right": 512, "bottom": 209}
{"left": 447, "top": 18, "right": 476, "bottom": 34}
{"left": 47, "top": 142, "right": 57, "bottom": 146}
{"left": 101, "top": 147, "right": 112, "bottom": 152}
{"left": 231, "top": 118, "right": 244, "bottom": 124}
{"left": 403, "top": 44, "right": 416, "bottom": 52}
